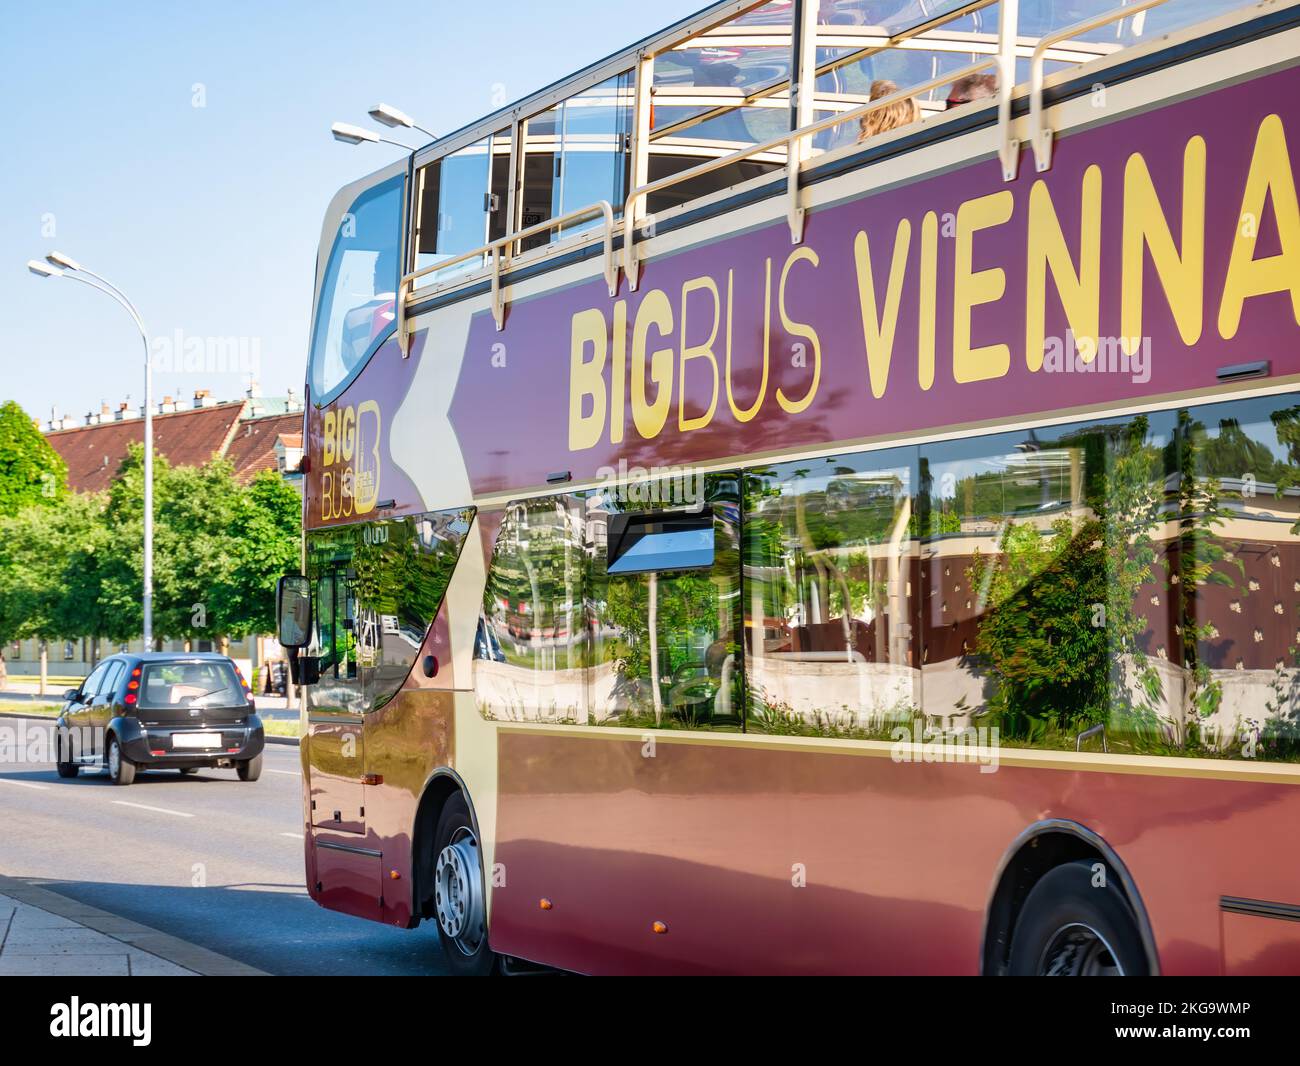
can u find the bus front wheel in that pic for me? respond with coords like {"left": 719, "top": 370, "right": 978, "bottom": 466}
{"left": 1008, "top": 861, "right": 1148, "bottom": 976}
{"left": 432, "top": 793, "right": 497, "bottom": 976}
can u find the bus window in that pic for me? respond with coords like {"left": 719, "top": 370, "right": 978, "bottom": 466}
{"left": 412, "top": 137, "right": 492, "bottom": 288}
{"left": 585, "top": 474, "right": 742, "bottom": 730}
{"left": 920, "top": 410, "right": 1180, "bottom": 755}
{"left": 351, "top": 509, "right": 476, "bottom": 711}
{"left": 487, "top": 125, "right": 513, "bottom": 243}
{"left": 743, "top": 450, "right": 918, "bottom": 738}
{"left": 517, "top": 72, "right": 632, "bottom": 253}
{"left": 308, "top": 175, "right": 402, "bottom": 403}
{"left": 645, "top": 2, "right": 794, "bottom": 215}
{"left": 475, "top": 497, "right": 587, "bottom": 722}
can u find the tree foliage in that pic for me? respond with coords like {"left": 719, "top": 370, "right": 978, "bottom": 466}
{"left": 0, "top": 400, "right": 67, "bottom": 517}
{"left": 0, "top": 441, "right": 300, "bottom": 650}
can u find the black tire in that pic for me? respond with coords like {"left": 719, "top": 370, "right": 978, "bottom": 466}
{"left": 431, "top": 793, "right": 497, "bottom": 976}
{"left": 1009, "top": 860, "right": 1149, "bottom": 976}
{"left": 236, "top": 753, "right": 263, "bottom": 781}
{"left": 55, "top": 731, "right": 79, "bottom": 778}
{"left": 106, "top": 736, "right": 135, "bottom": 786}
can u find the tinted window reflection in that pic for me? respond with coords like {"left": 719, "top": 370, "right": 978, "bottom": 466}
{"left": 586, "top": 475, "right": 742, "bottom": 730}
{"left": 743, "top": 451, "right": 918, "bottom": 737}
{"left": 1179, "top": 398, "right": 1300, "bottom": 760}
{"left": 920, "top": 412, "right": 1184, "bottom": 755}
{"left": 474, "top": 476, "right": 742, "bottom": 730}
{"left": 353, "top": 509, "right": 475, "bottom": 710}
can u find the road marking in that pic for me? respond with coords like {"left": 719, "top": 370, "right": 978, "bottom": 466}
{"left": 267, "top": 769, "right": 300, "bottom": 777}
{"left": 112, "top": 800, "right": 194, "bottom": 818}
{"left": 281, "top": 832, "right": 305, "bottom": 840}
{"left": 0, "top": 778, "right": 50, "bottom": 790}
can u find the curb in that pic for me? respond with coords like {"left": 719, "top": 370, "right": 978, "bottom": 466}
{"left": 0, "top": 873, "right": 267, "bottom": 976}
{"left": 0, "top": 710, "right": 301, "bottom": 746}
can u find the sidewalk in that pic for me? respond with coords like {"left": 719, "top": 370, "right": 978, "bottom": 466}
{"left": 0, "top": 875, "right": 265, "bottom": 976}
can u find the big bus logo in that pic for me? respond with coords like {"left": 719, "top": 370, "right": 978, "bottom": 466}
{"left": 320, "top": 399, "right": 381, "bottom": 520}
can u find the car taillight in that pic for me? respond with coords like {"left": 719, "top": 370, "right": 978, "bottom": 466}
{"left": 125, "top": 693, "right": 137, "bottom": 705}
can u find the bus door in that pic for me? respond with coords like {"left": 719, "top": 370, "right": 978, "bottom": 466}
{"left": 306, "top": 551, "right": 367, "bottom": 835}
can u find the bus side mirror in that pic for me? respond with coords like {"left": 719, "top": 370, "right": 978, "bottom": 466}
{"left": 276, "top": 574, "right": 312, "bottom": 649}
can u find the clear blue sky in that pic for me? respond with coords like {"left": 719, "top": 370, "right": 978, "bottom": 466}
{"left": 0, "top": 0, "right": 704, "bottom": 423}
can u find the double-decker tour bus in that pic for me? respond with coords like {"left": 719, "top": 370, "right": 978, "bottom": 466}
{"left": 275, "top": 0, "right": 1300, "bottom": 975}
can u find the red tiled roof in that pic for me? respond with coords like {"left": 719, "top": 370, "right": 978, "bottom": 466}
{"left": 224, "top": 412, "right": 306, "bottom": 484}
{"left": 46, "top": 403, "right": 246, "bottom": 494}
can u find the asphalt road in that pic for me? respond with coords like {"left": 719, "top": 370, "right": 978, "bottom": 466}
{"left": 0, "top": 721, "right": 450, "bottom": 975}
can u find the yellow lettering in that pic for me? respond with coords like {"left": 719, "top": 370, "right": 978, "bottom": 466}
{"left": 322, "top": 411, "right": 336, "bottom": 467}
{"left": 631, "top": 288, "right": 674, "bottom": 439}
{"left": 726, "top": 265, "right": 769, "bottom": 423}
{"left": 854, "top": 219, "right": 911, "bottom": 399}
{"left": 1121, "top": 139, "right": 1205, "bottom": 354}
{"left": 1026, "top": 165, "right": 1102, "bottom": 369}
{"left": 610, "top": 300, "right": 627, "bottom": 446}
{"left": 340, "top": 406, "right": 356, "bottom": 463}
{"left": 1219, "top": 113, "right": 1300, "bottom": 339}
{"left": 919, "top": 211, "right": 937, "bottom": 391}
{"left": 678, "top": 276, "right": 720, "bottom": 432}
{"left": 568, "top": 307, "right": 607, "bottom": 451}
{"left": 953, "top": 190, "right": 1014, "bottom": 383}
{"left": 777, "top": 247, "right": 821, "bottom": 415}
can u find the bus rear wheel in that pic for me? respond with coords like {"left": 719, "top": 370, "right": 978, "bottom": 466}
{"left": 1008, "top": 860, "right": 1148, "bottom": 976}
{"left": 431, "top": 793, "right": 496, "bottom": 976}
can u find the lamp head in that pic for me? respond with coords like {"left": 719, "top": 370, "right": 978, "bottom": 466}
{"left": 330, "top": 122, "right": 379, "bottom": 145}
{"left": 45, "top": 251, "right": 81, "bottom": 272}
{"left": 368, "top": 103, "right": 415, "bottom": 129}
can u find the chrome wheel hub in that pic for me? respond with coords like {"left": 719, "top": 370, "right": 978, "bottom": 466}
{"left": 1039, "top": 923, "right": 1124, "bottom": 976}
{"left": 434, "top": 828, "right": 485, "bottom": 954}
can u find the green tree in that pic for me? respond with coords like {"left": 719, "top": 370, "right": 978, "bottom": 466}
{"left": 0, "top": 400, "right": 67, "bottom": 517}
{"left": 210, "top": 470, "right": 303, "bottom": 638}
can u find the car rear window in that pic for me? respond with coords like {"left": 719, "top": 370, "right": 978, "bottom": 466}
{"left": 139, "top": 661, "right": 246, "bottom": 709}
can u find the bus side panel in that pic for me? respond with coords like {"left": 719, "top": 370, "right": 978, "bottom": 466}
{"left": 487, "top": 730, "right": 1300, "bottom": 975}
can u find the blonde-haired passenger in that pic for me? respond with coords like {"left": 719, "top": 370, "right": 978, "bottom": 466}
{"left": 857, "top": 79, "right": 921, "bottom": 142}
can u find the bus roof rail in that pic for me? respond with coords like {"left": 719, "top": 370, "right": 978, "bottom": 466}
{"left": 622, "top": 56, "right": 1002, "bottom": 291}
{"left": 399, "top": 199, "right": 617, "bottom": 347}
{"left": 1029, "top": 0, "right": 1173, "bottom": 174}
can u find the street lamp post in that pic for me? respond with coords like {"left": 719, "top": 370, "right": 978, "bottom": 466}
{"left": 27, "top": 255, "right": 154, "bottom": 650}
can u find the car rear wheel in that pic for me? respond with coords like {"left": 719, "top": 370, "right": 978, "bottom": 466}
{"left": 236, "top": 753, "right": 262, "bottom": 781}
{"left": 106, "top": 736, "right": 135, "bottom": 786}
{"left": 432, "top": 793, "right": 497, "bottom": 976}
{"left": 1008, "top": 860, "right": 1148, "bottom": 976}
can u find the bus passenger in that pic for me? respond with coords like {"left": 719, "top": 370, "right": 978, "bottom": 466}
{"left": 857, "top": 79, "right": 921, "bottom": 142}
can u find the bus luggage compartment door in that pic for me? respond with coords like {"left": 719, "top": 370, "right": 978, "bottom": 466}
{"left": 308, "top": 711, "right": 366, "bottom": 834}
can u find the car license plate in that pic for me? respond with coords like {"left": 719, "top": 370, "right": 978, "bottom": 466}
{"left": 172, "top": 732, "right": 221, "bottom": 749}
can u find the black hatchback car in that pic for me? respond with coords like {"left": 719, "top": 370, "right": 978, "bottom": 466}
{"left": 55, "top": 653, "right": 265, "bottom": 785}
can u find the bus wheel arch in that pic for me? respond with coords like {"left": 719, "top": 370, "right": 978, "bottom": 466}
{"left": 411, "top": 770, "right": 487, "bottom": 918}
{"left": 981, "top": 819, "right": 1159, "bottom": 976}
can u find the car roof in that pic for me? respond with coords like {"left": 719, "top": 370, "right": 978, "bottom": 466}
{"left": 125, "top": 652, "right": 235, "bottom": 663}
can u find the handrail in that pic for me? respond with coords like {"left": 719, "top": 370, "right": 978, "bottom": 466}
{"left": 398, "top": 199, "right": 617, "bottom": 348}
{"left": 1029, "top": 0, "right": 1172, "bottom": 173}
{"left": 621, "top": 58, "right": 998, "bottom": 290}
